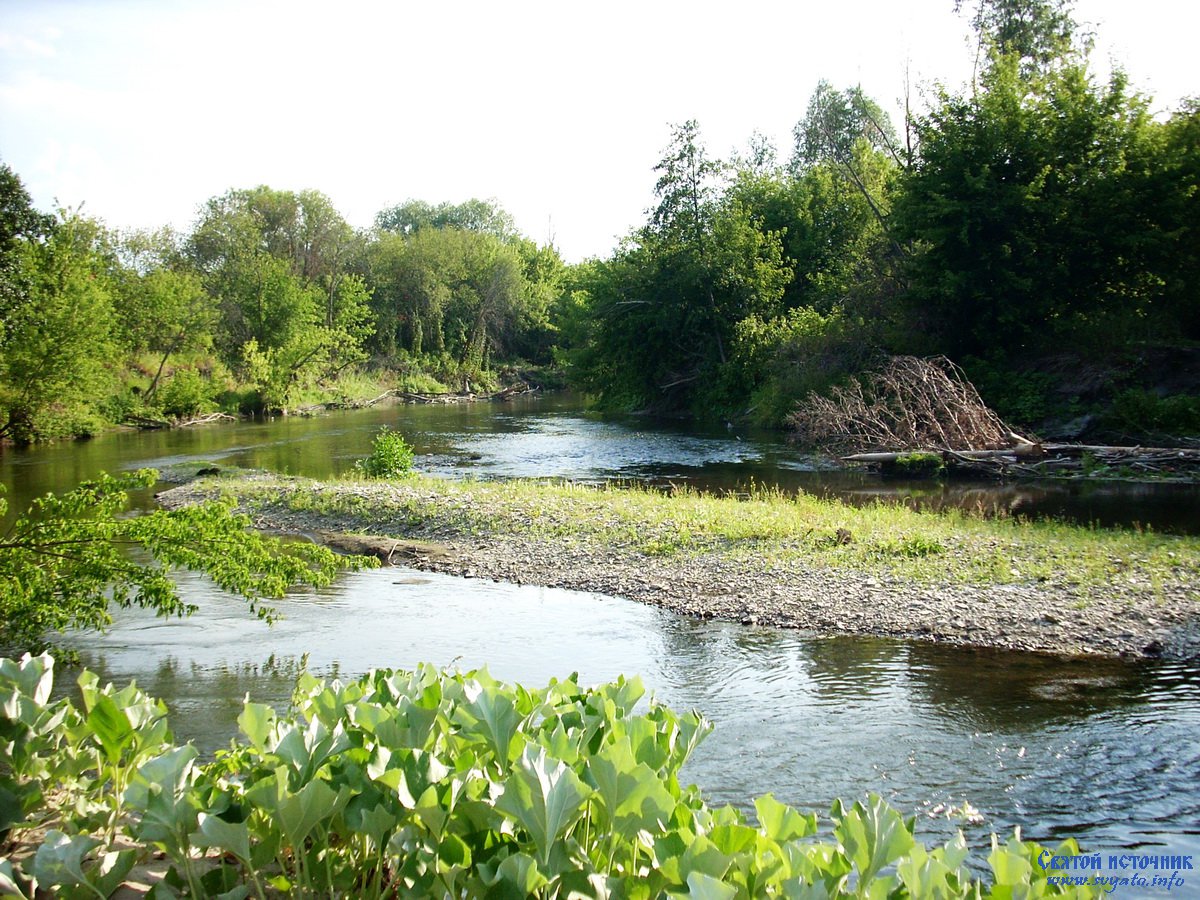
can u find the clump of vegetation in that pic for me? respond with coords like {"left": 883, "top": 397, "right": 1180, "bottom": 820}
{"left": 1108, "top": 389, "right": 1200, "bottom": 439}
{"left": 0, "top": 654, "right": 1101, "bottom": 898}
{"left": 884, "top": 451, "right": 946, "bottom": 479}
{"left": 355, "top": 426, "right": 416, "bottom": 478}
{"left": 0, "top": 470, "right": 371, "bottom": 651}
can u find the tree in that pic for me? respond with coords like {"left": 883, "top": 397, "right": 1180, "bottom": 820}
{"left": 187, "top": 187, "right": 373, "bottom": 408}
{"left": 566, "top": 122, "right": 790, "bottom": 414}
{"left": 113, "top": 264, "right": 216, "bottom": 401}
{"left": 894, "top": 54, "right": 1164, "bottom": 358}
{"left": 375, "top": 198, "right": 517, "bottom": 240}
{"left": 0, "top": 212, "right": 115, "bottom": 443}
{"left": 0, "top": 164, "right": 53, "bottom": 344}
{"left": 0, "top": 470, "right": 368, "bottom": 650}
{"left": 957, "top": 0, "right": 1078, "bottom": 80}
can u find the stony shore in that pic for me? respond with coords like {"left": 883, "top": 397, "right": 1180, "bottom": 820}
{"left": 157, "top": 475, "right": 1200, "bottom": 659}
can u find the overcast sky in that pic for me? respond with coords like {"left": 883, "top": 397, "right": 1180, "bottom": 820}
{"left": 1, "top": 0, "right": 1196, "bottom": 262}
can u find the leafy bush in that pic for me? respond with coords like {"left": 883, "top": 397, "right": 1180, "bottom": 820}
{"left": 155, "top": 369, "right": 214, "bottom": 419}
{"left": 1109, "top": 389, "right": 1200, "bottom": 437}
{"left": 0, "top": 655, "right": 1102, "bottom": 898}
{"left": 355, "top": 426, "right": 415, "bottom": 478}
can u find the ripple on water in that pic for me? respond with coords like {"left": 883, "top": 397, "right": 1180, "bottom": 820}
{"left": 52, "top": 565, "right": 1200, "bottom": 860}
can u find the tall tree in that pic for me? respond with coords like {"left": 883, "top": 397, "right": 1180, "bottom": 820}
{"left": 895, "top": 53, "right": 1164, "bottom": 358}
{"left": 0, "top": 212, "right": 115, "bottom": 442}
{"left": 957, "top": 0, "right": 1078, "bottom": 79}
{"left": 375, "top": 198, "right": 517, "bottom": 240}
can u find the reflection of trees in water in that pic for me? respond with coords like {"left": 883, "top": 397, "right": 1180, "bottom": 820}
{"left": 904, "top": 643, "right": 1149, "bottom": 732}
{"left": 52, "top": 654, "right": 316, "bottom": 755}
{"left": 649, "top": 617, "right": 908, "bottom": 710}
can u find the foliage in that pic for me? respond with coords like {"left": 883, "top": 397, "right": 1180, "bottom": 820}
{"left": 894, "top": 48, "right": 1173, "bottom": 360}
{"left": 366, "top": 216, "right": 562, "bottom": 372}
{"left": 956, "top": 0, "right": 1079, "bottom": 78}
{"left": 1107, "top": 389, "right": 1200, "bottom": 438}
{"left": 154, "top": 369, "right": 216, "bottom": 420}
{"left": 375, "top": 197, "right": 518, "bottom": 240}
{"left": 0, "top": 470, "right": 370, "bottom": 651}
{"left": 0, "top": 655, "right": 1102, "bottom": 898}
{"left": 566, "top": 122, "right": 791, "bottom": 415}
{"left": 355, "top": 426, "right": 416, "bottom": 479}
{"left": 0, "top": 211, "right": 116, "bottom": 443}
{"left": 885, "top": 452, "right": 947, "bottom": 479}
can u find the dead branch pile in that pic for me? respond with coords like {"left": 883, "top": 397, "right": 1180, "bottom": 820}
{"left": 788, "top": 356, "right": 1020, "bottom": 452}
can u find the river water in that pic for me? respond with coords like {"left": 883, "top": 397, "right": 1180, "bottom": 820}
{"left": 4, "top": 395, "right": 1199, "bottom": 864}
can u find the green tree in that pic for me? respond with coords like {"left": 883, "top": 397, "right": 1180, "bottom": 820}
{"left": 566, "top": 122, "right": 790, "bottom": 414}
{"left": 894, "top": 54, "right": 1164, "bottom": 358}
{"left": 0, "top": 212, "right": 115, "bottom": 443}
{"left": 366, "top": 226, "right": 541, "bottom": 373}
{"left": 375, "top": 198, "right": 517, "bottom": 240}
{"left": 957, "top": 0, "right": 1078, "bottom": 79}
{"left": 188, "top": 187, "right": 373, "bottom": 407}
{"left": 0, "top": 164, "right": 53, "bottom": 344}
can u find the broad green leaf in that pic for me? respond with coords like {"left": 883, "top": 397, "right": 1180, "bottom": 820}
{"left": 237, "top": 700, "right": 275, "bottom": 751}
{"left": 833, "top": 793, "right": 915, "bottom": 884}
{"left": 458, "top": 679, "right": 524, "bottom": 766}
{"left": 124, "top": 745, "right": 199, "bottom": 810}
{"left": 658, "top": 834, "right": 732, "bottom": 887}
{"left": 588, "top": 736, "right": 676, "bottom": 840}
{"left": 710, "top": 823, "right": 758, "bottom": 856}
{"left": 756, "top": 794, "right": 817, "bottom": 842}
{"left": 86, "top": 694, "right": 135, "bottom": 764}
{"left": 438, "top": 832, "right": 473, "bottom": 871}
{"left": 89, "top": 849, "right": 138, "bottom": 899}
{"left": 482, "top": 851, "right": 549, "bottom": 897}
{"left": 194, "top": 813, "right": 253, "bottom": 862}
{"left": 496, "top": 746, "right": 593, "bottom": 866}
{"left": 31, "top": 830, "right": 99, "bottom": 889}
{"left": 245, "top": 767, "right": 351, "bottom": 848}
{"left": 682, "top": 871, "right": 737, "bottom": 900}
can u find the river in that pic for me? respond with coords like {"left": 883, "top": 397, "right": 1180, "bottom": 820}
{"left": 4, "top": 395, "right": 1199, "bottom": 865}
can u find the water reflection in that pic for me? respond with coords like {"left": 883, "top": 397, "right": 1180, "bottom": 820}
{"left": 51, "top": 566, "right": 1200, "bottom": 858}
{"left": 904, "top": 644, "right": 1150, "bottom": 731}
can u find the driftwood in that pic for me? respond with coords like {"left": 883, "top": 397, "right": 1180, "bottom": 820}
{"left": 124, "top": 411, "right": 237, "bottom": 430}
{"left": 396, "top": 384, "right": 539, "bottom": 404}
{"left": 788, "top": 356, "right": 1022, "bottom": 452}
{"left": 844, "top": 443, "right": 1200, "bottom": 481}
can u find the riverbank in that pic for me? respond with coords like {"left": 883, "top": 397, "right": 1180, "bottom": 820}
{"left": 157, "top": 473, "right": 1200, "bottom": 658}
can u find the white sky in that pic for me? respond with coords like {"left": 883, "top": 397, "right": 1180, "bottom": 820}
{"left": 1, "top": 0, "right": 1196, "bottom": 262}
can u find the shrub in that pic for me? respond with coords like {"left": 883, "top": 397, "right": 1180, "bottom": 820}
{"left": 155, "top": 369, "right": 214, "bottom": 419}
{"left": 355, "top": 426, "right": 415, "bottom": 478}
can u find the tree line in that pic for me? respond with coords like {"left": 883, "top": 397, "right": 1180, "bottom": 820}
{"left": 2, "top": 0, "right": 1197, "bottom": 445}
{"left": 0, "top": 178, "right": 564, "bottom": 443}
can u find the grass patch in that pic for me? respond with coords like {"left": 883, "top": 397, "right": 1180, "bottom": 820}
{"left": 225, "top": 474, "right": 1200, "bottom": 593}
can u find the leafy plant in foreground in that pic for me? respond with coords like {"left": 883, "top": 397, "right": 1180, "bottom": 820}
{"left": 0, "top": 654, "right": 1102, "bottom": 898}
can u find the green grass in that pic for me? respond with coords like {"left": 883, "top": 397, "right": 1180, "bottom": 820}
{"left": 225, "top": 474, "right": 1200, "bottom": 594}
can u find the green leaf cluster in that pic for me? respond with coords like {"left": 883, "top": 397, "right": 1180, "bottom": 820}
{"left": 1, "top": 655, "right": 1103, "bottom": 898}
{"left": 355, "top": 426, "right": 416, "bottom": 479}
{"left": 0, "top": 470, "right": 371, "bottom": 650}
